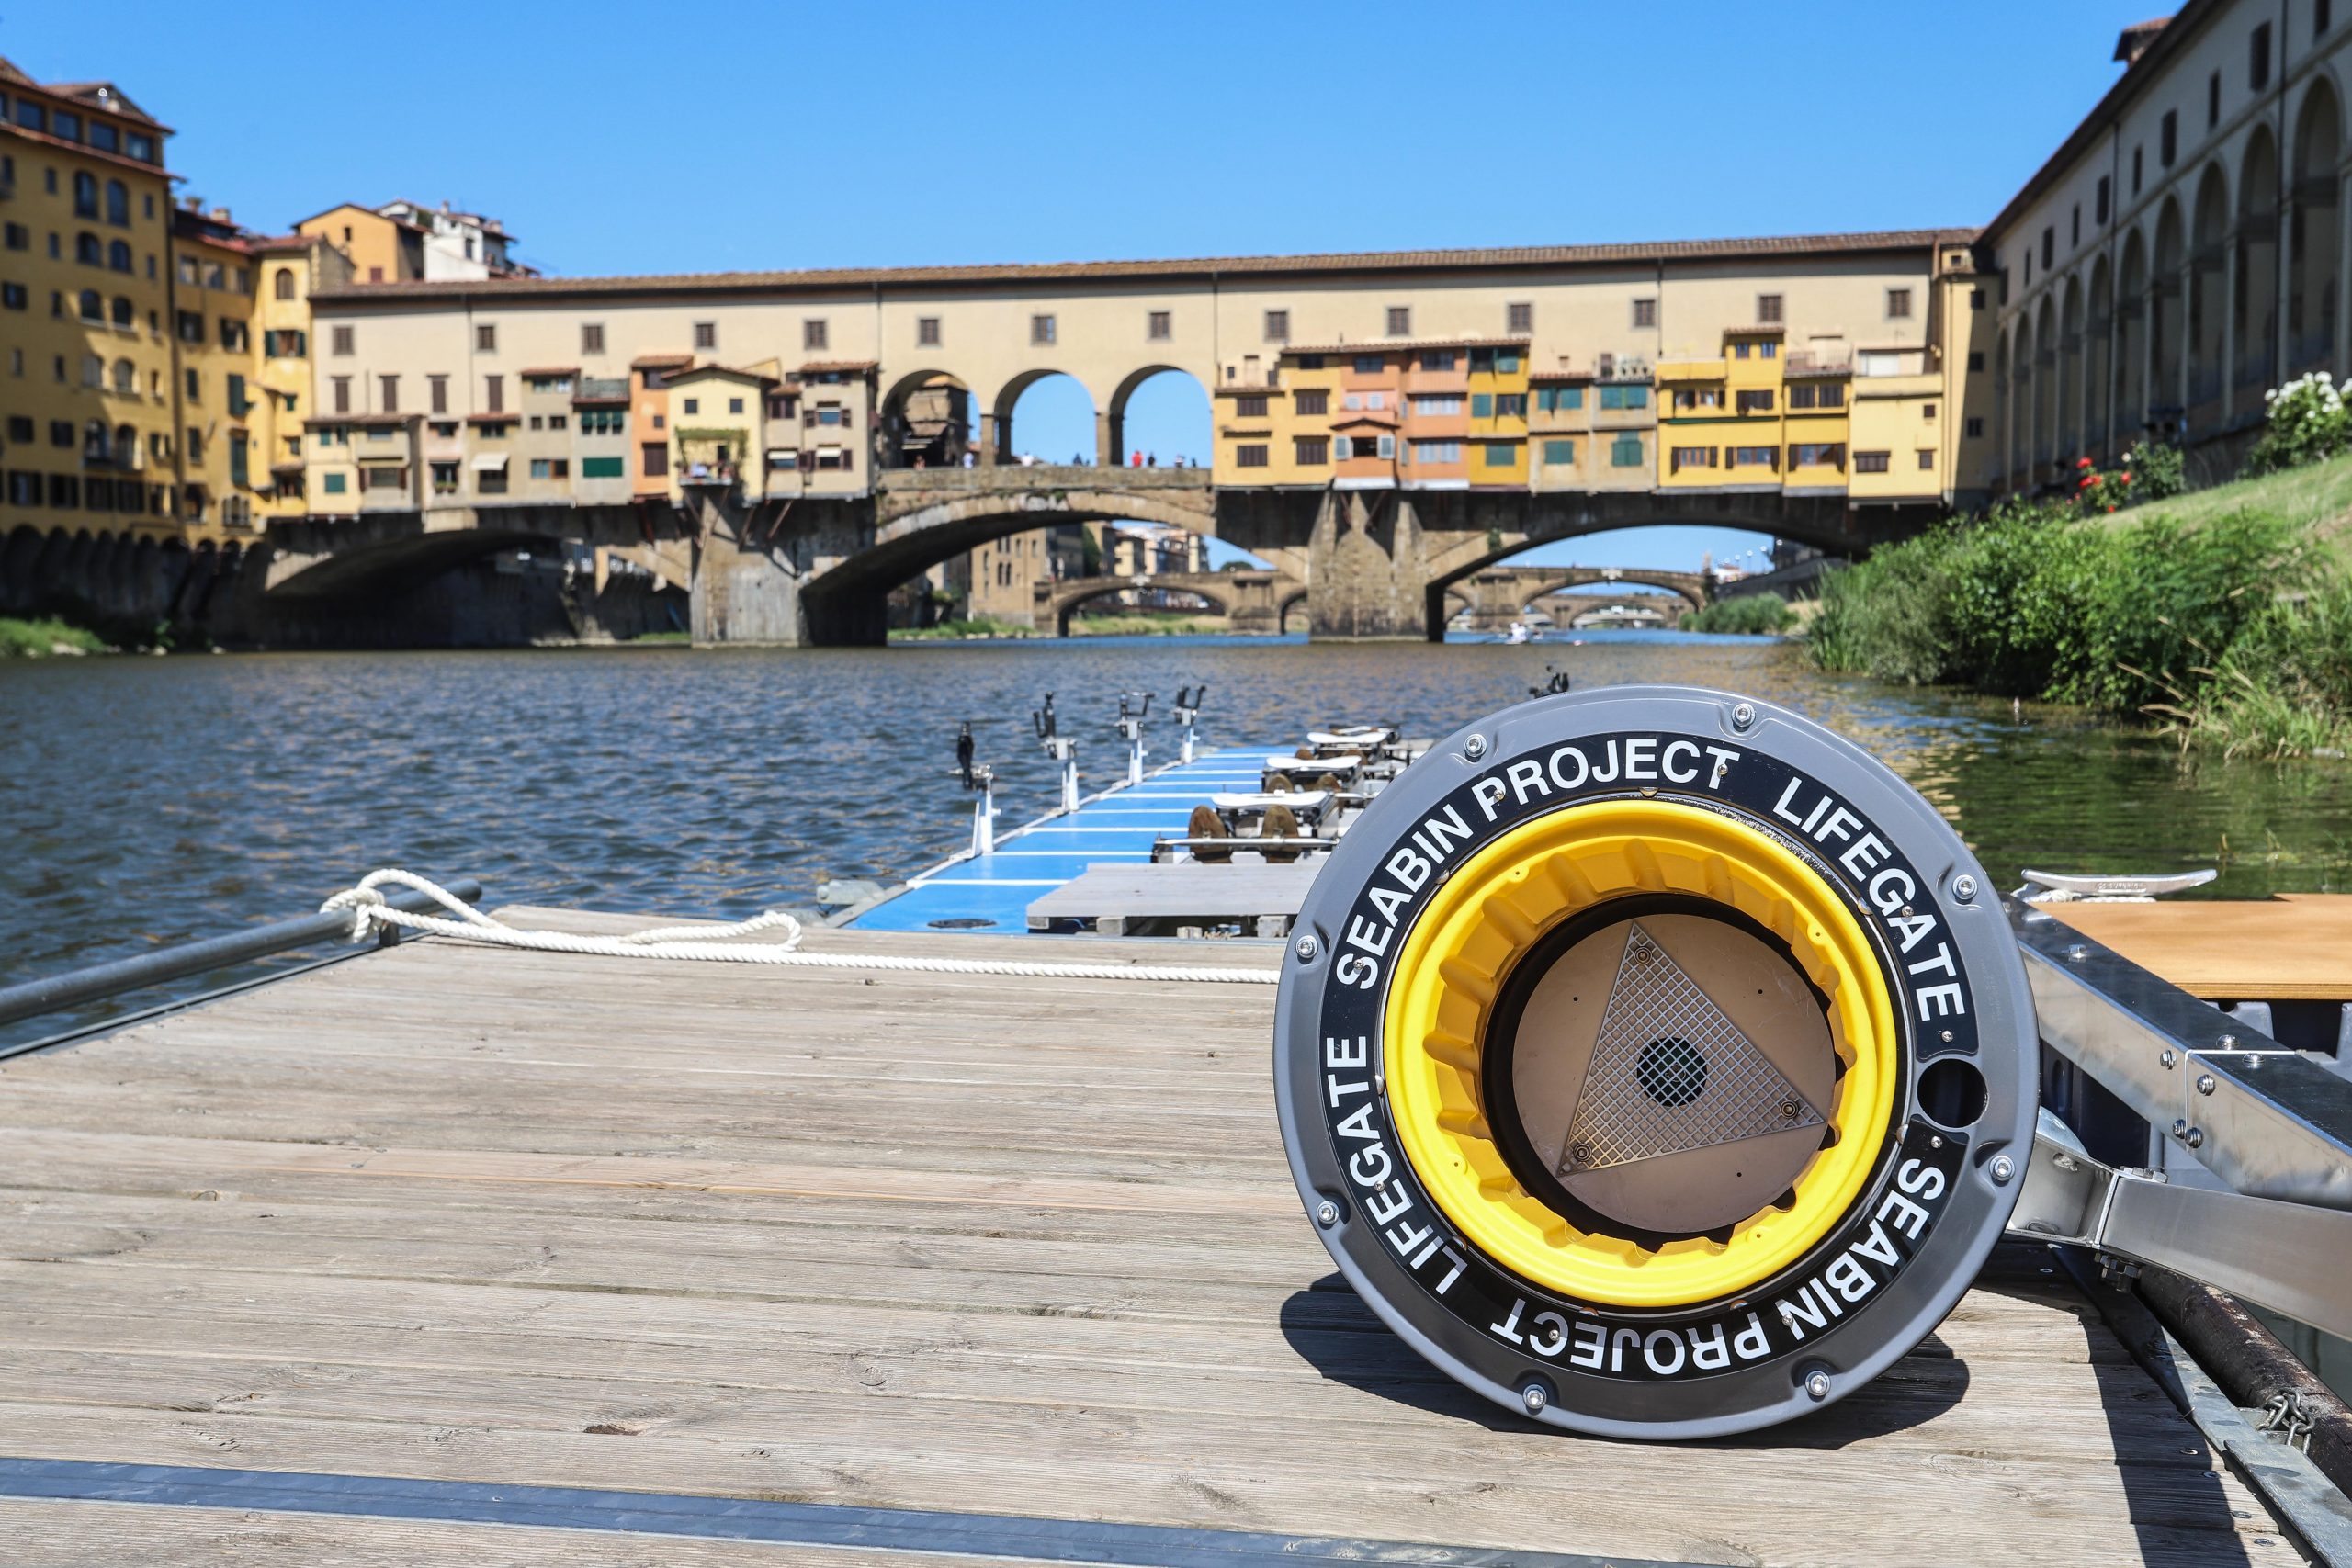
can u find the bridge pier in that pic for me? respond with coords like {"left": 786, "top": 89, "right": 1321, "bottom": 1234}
{"left": 688, "top": 493, "right": 820, "bottom": 647}
{"left": 1305, "top": 489, "right": 1432, "bottom": 640}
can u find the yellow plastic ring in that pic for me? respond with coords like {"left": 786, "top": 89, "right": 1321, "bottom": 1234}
{"left": 1383, "top": 798, "right": 1899, "bottom": 1309}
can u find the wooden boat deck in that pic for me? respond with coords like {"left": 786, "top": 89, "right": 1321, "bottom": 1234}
{"left": 0, "top": 910, "right": 2306, "bottom": 1566}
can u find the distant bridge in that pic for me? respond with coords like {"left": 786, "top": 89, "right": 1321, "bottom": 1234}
{"left": 1032, "top": 568, "right": 1307, "bottom": 637}
{"left": 1442, "top": 566, "right": 1711, "bottom": 635}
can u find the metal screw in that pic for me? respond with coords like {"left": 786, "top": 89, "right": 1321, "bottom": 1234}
{"left": 1566, "top": 1140, "right": 1593, "bottom": 1167}
{"left": 1804, "top": 1371, "right": 1831, "bottom": 1402}
{"left": 2185, "top": 1126, "right": 2205, "bottom": 1149}
{"left": 1989, "top": 1155, "right": 2016, "bottom": 1185}
{"left": 2160, "top": 1049, "right": 2177, "bottom": 1068}
{"left": 2218, "top": 1033, "right": 2239, "bottom": 1050}
{"left": 1315, "top": 1201, "right": 1340, "bottom": 1228}
{"left": 1464, "top": 734, "right": 1489, "bottom": 760}
{"left": 2171, "top": 1117, "right": 2189, "bottom": 1138}
{"left": 1731, "top": 702, "right": 1758, "bottom": 732}
{"left": 2065, "top": 943, "right": 2089, "bottom": 963}
{"left": 1952, "top": 875, "right": 1977, "bottom": 904}
{"left": 1295, "top": 933, "right": 1319, "bottom": 962}
{"left": 2195, "top": 1074, "right": 2216, "bottom": 1097}
{"left": 1521, "top": 1382, "right": 1548, "bottom": 1416}
{"left": 1928, "top": 1134, "right": 1944, "bottom": 1150}
{"left": 1780, "top": 1097, "right": 1801, "bottom": 1121}
{"left": 1940, "top": 1030, "right": 1954, "bottom": 1043}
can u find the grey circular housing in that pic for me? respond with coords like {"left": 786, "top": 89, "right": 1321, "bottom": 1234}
{"left": 1272, "top": 686, "right": 2037, "bottom": 1439}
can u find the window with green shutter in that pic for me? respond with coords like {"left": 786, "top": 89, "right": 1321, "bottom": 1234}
{"left": 1471, "top": 392, "right": 1493, "bottom": 418}
{"left": 1544, "top": 439, "right": 1576, "bottom": 465}
{"left": 581, "top": 456, "right": 626, "bottom": 479}
{"left": 1611, "top": 435, "right": 1644, "bottom": 468}
{"left": 1484, "top": 442, "right": 1516, "bottom": 467}
{"left": 323, "top": 471, "right": 347, "bottom": 493}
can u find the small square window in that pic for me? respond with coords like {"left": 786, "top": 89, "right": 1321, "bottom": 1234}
{"left": 729, "top": 397, "right": 744, "bottom": 414}
{"left": 582, "top": 322, "right": 605, "bottom": 354}
{"left": 1148, "top": 310, "right": 1171, "bottom": 341}
{"left": 1632, "top": 298, "right": 1657, "bottom": 329}
{"left": 1757, "top": 294, "right": 1783, "bottom": 325}
{"left": 1385, "top": 306, "right": 1410, "bottom": 336}
{"left": 1031, "top": 313, "right": 1056, "bottom": 345}
{"left": 1263, "top": 309, "right": 1289, "bottom": 343}
{"left": 917, "top": 316, "right": 941, "bottom": 346}
{"left": 476, "top": 323, "right": 496, "bottom": 352}
{"left": 804, "top": 319, "right": 829, "bottom": 351}
{"left": 1507, "top": 301, "right": 1532, "bottom": 334}
{"left": 332, "top": 324, "right": 354, "bottom": 355}
{"left": 694, "top": 321, "right": 717, "bottom": 350}
{"left": 1885, "top": 288, "right": 1913, "bottom": 320}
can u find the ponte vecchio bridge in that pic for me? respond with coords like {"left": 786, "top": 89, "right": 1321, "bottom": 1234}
{"left": 252, "top": 226, "right": 1976, "bottom": 644}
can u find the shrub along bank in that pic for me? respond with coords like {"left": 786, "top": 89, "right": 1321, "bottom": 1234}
{"left": 1807, "top": 492, "right": 2347, "bottom": 757}
{"left": 1686, "top": 594, "right": 1796, "bottom": 636}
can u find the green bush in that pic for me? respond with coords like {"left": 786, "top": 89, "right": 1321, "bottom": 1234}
{"left": 1686, "top": 594, "right": 1794, "bottom": 635}
{"left": 0, "top": 616, "right": 107, "bottom": 658}
{"left": 1809, "top": 501, "right": 2312, "bottom": 739}
{"left": 2244, "top": 372, "right": 2352, "bottom": 477}
{"left": 2124, "top": 436, "right": 2186, "bottom": 500}
{"left": 2182, "top": 575, "right": 2352, "bottom": 756}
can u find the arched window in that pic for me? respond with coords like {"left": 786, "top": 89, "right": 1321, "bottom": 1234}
{"left": 81, "top": 355, "right": 103, "bottom": 389}
{"left": 107, "top": 239, "right": 132, "bottom": 274}
{"left": 75, "top": 232, "right": 102, "bottom": 266}
{"left": 77, "top": 288, "right": 103, "bottom": 322}
{"left": 274, "top": 267, "right": 296, "bottom": 300}
{"left": 83, "top": 420, "right": 107, "bottom": 460}
{"left": 115, "top": 422, "right": 138, "bottom": 463}
{"left": 112, "top": 360, "right": 135, "bottom": 394}
{"left": 72, "top": 171, "right": 97, "bottom": 217}
{"left": 105, "top": 179, "right": 129, "bottom": 226}
{"left": 110, "top": 295, "right": 132, "bottom": 327}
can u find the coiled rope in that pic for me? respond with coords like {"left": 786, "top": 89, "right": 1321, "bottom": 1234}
{"left": 321, "top": 869, "right": 1281, "bottom": 986}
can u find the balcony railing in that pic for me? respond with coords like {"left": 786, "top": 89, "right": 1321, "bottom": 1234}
{"left": 681, "top": 460, "right": 741, "bottom": 488}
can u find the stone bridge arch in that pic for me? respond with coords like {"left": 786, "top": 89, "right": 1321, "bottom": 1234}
{"left": 1444, "top": 564, "right": 1709, "bottom": 636}
{"left": 1033, "top": 567, "right": 1303, "bottom": 637}
{"left": 1397, "top": 489, "right": 1878, "bottom": 642}
{"left": 798, "top": 467, "right": 1220, "bottom": 644}
{"left": 263, "top": 504, "right": 687, "bottom": 599}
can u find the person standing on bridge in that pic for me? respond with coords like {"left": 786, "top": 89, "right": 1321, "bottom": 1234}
{"left": 1130, "top": 449, "right": 1142, "bottom": 468}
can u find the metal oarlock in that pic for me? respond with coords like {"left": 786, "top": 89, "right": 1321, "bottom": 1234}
{"left": 954, "top": 721, "right": 999, "bottom": 856}
{"left": 1114, "top": 692, "right": 1151, "bottom": 786}
{"left": 1034, "top": 694, "right": 1080, "bottom": 813}
{"left": 1173, "top": 685, "right": 1206, "bottom": 765}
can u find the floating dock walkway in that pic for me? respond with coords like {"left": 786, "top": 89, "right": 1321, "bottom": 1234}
{"left": 845, "top": 748, "right": 1278, "bottom": 935}
{"left": 0, "top": 907, "right": 2300, "bottom": 1566}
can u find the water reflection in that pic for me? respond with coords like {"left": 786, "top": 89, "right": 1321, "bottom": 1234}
{"left": 4, "top": 634, "right": 2347, "bottom": 1033}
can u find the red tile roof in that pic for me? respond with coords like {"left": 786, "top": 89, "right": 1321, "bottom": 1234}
{"left": 309, "top": 230, "right": 1973, "bottom": 305}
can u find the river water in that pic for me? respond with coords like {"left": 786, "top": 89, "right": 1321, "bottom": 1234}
{"left": 6, "top": 630, "right": 2352, "bottom": 1045}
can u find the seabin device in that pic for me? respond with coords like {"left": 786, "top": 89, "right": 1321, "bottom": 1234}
{"left": 1274, "top": 687, "right": 2036, "bottom": 1438}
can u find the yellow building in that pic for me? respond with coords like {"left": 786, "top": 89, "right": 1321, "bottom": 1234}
{"left": 165, "top": 203, "right": 264, "bottom": 534}
{"left": 0, "top": 59, "right": 178, "bottom": 541}
{"left": 1463, "top": 342, "right": 1529, "bottom": 486}
{"left": 294, "top": 201, "right": 424, "bottom": 285}
{"left": 247, "top": 231, "right": 346, "bottom": 517}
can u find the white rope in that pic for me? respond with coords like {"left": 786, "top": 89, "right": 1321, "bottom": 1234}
{"left": 321, "top": 869, "right": 1280, "bottom": 987}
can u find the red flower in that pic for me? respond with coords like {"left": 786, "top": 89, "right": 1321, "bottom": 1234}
{"left": 2076, "top": 457, "right": 2094, "bottom": 468}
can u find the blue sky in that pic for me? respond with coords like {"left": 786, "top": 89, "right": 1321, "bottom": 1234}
{"left": 8, "top": 2, "right": 2148, "bottom": 570}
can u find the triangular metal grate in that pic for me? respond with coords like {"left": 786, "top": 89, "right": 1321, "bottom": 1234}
{"left": 1559, "top": 920, "right": 1825, "bottom": 1174}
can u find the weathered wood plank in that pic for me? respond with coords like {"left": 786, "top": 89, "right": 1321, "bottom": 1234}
{"left": 0, "top": 917, "right": 2301, "bottom": 1566}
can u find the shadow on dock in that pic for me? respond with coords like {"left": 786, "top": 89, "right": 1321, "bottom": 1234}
{"left": 1278, "top": 1272, "right": 1972, "bottom": 1444}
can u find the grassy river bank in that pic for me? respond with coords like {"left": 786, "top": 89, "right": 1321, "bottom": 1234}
{"left": 1808, "top": 457, "right": 2352, "bottom": 758}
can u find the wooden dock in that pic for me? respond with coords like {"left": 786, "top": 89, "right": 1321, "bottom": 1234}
{"left": 0, "top": 909, "right": 2306, "bottom": 1566}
